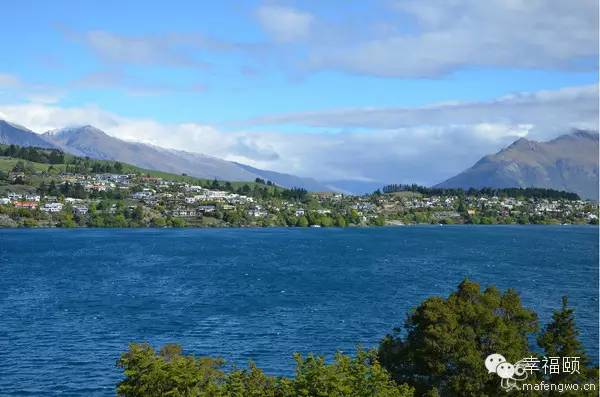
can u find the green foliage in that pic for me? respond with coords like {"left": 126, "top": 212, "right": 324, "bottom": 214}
{"left": 117, "top": 344, "right": 414, "bottom": 397}
{"left": 58, "top": 210, "right": 76, "bottom": 228}
{"left": 378, "top": 279, "right": 538, "bottom": 396}
{"left": 170, "top": 217, "right": 186, "bottom": 228}
{"left": 151, "top": 217, "right": 167, "bottom": 227}
{"left": 369, "top": 215, "right": 386, "bottom": 226}
{"left": 335, "top": 215, "right": 347, "bottom": 227}
{"left": 22, "top": 217, "right": 39, "bottom": 227}
{"left": 117, "top": 343, "right": 225, "bottom": 397}
{"left": 114, "top": 281, "right": 598, "bottom": 397}
{"left": 381, "top": 184, "right": 581, "bottom": 200}
{"left": 0, "top": 144, "right": 65, "bottom": 164}
{"left": 290, "top": 350, "right": 413, "bottom": 397}
{"left": 537, "top": 297, "right": 599, "bottom": 395}
{"left": 281, "top": 187, "right": 308, "bottom": 201}
{"left": 296, "top": 216, "right": 309, "bottom": 227}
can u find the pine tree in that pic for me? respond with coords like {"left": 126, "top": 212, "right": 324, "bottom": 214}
{"left": 537, "top": 296, "right": 598, "bottom": 394}
{"left": 379, "top": 279, "right": 539, "bottom": 396}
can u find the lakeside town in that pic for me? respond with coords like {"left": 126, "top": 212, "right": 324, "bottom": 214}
{"left": 0, "top": 145, "right": 598, "bottom": 228}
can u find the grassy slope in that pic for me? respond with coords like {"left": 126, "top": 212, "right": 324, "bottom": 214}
{"left": 0, "top": 155, "right": 283, "bottom": 192}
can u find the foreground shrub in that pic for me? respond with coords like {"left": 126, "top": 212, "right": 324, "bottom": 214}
{"left": 378, "top": 280, "right": 598, "bottom": 396}
{"left": 378, "top": 279, "right": 539, "bottom": 396}
{"left": 117, "top": 345, "right": 414, "bottom": 397}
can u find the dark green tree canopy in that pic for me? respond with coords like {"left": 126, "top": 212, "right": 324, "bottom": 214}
{"left": 117, "top": 344, "right": 414, "bottom": 397}
{"left": 378, "top": 279, "right": 538, "bottom": 396}
{"left": 537, "top": 296, "right": 598, "bottom": 395}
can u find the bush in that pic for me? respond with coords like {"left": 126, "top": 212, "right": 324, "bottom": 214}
{"left": 116, "top": 345, "right": 414, "bottom": 397}
{"left": 378, "top": 279, "right": 538, "bottom": 396}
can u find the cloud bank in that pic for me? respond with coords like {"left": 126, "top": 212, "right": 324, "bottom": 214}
{"left": 250, "top": 0, "right": 598, "bottom": 77}
{"left": 0, "top": 85, "right": 597, "bottom": 186}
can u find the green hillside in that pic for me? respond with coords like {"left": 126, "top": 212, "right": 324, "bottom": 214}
{"left": 0, "top": 144, "right": 283, "bottom": 191}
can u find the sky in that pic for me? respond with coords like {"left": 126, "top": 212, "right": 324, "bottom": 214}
{"left": 0, "top": 0, "right": 598, "bottom": 185}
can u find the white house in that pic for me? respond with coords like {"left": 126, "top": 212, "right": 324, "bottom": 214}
{"left": 73, "top": 206, "right": 88, "bottom": 215}
{"left": 42, "top": 203, "right": 64, "bottom": 213}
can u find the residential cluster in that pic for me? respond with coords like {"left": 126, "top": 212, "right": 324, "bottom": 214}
{"left": 370, "top": 192, "right": 599, "bottom": 225}
{"left": 1, "top": 168, "right": 598, "bottom": 228}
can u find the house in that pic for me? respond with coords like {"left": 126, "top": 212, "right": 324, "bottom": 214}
{"left": 65, "top": 197, "right": 83, "bottom": 204}
{"left": 14, "top": 201, "right": 38, "bottom": 210}
{"left": 248, "top": 208, "right": 268, "bottom": 217}
{"left": 85, "top": 183, "right": 109, "bottom": 192}
{"left": 8, "top": 172, "right": 25, "bottom": 181}
{"left": 132, "top": 189, "right": 154, "bottom": 200}
{"left": 41, "top": 203, "right": 63, "bottom": 213}
{"left": 0, "top": 198, "right": 10, "bottom": 205}
{"left": 171, "top": 208, "right": 197, "bottom": 217}
{"left": 295, "top": 208, "right": 305, "bottom": 216}
{"left": 197, "top": 205, "right": 216, "bottom": 214}
{"left": 73, "top": 206, "right": 88, "bottom": 215}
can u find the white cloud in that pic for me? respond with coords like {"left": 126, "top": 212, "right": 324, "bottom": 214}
{"left": 60, "top": 28, "right": 214, "bottom": 68}
{"left": 302, "top": 0, "right": 598, "bottom": 76}
{"left": 0, "top": 85, "right": 596, "bottom": 186}
{"left": 56, "top": 1, "right": 597, "bottom": 78}
{"left": 244, "top": 84, "right": 599, "bottom": 137}
{"left": 256, "top": 5, "right": 314, "bottom": 42}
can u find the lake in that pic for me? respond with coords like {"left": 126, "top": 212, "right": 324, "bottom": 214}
{"left": 0, "top": 226, "right": 598, "bottom": 396}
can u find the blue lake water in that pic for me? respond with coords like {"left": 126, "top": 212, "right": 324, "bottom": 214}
{"left": 0, "top": 226, "right": 598, "bottom": 396}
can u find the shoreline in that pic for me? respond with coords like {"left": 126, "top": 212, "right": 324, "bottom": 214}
{"left": 1, "top": 223, "right": 597, "bottom": 230}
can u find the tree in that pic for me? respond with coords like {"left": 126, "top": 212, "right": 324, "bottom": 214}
{"left": 457, "top": 199, "right": 466, "bottom": 214}
{"left": 112, "top": 214, "right": 128, "bottom": 228}
{"left": 537, "top": 297, "right": 598, "bottom": 395}
{"left": 116, "top": 343, "right": 225, "bottom": 397}
{"left": 170, "top": 217, "right": 186, "bottom": 228}
{"left": 378, "top": 279, "right": 538, "bottom": 396}
{"left": 132, "top": 205, "right": 144, "bottom": 222}
{"left": 113, "top": 161, "right": 123, "bottom": 173}
{"left": 58, "top": 211, "right": 76, "bottom": 228}
{"left": 291, "top": 349, "right": 413, "bottom": 397}
{"left": 370, "top": 215, "right": 385, "bottom": 226}
{"left": 151, "top": 217, "right": 166, "bottom": 227}
{"left": 12, "top": 160, "right": 26, "bottom": 173}
{"left": 296, "top": 216, "right": 309, "bottom": 227}
{"left": 335, "top": 214, "right": 347, "bottom": 227}
{"left": 116, "top": 343, "right": 414, "bottom": 397}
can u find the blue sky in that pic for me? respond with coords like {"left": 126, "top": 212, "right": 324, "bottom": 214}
{"left": 0, "top": 1, "right": 598, "bottom": 184}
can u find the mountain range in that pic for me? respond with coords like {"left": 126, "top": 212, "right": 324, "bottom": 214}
{"left": 0, "top": 120, "right": 58, "bottom": 149}
{"left": 0, "top": 120, "right": 331, "bottom": 191}
{"left": 1, "top": 119, "right": 598, "bottom": 198}
{"left": 437, "top": 130, "right": 599, "bottom": 199}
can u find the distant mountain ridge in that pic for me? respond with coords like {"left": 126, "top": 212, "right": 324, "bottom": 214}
{"left": 5, "top": 119, "right": 597, "bottom": 197}
{"left": 436, "top": 130, "right": 599, "bottom": 199}
{"left": 0, "top": 120, "right": 58, "bottom": 149}
{"left": 0, "top": 120, "right": 332, "bottom": 191}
